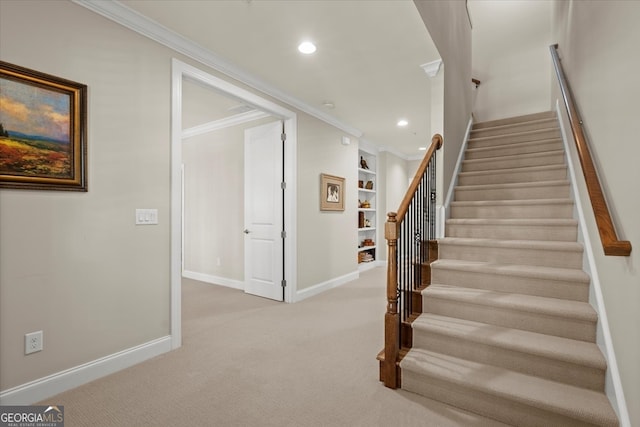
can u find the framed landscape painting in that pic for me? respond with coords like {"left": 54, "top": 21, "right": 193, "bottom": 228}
{"left": 0, "top": 61, "right": 87, "bottom": 191}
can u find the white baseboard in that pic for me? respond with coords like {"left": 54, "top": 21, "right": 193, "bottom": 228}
{"left": 182, "top": 270, "right": 244, "bottom": 290}
{"left": 294, "top": 270, "right": 359, "bottom": 302}
{"left": 0, "top": 336, "right": 172, "bottom": 405}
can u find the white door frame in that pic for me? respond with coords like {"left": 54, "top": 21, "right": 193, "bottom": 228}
{"left": 170, "top": 58, "right": 297, "bottom": 349}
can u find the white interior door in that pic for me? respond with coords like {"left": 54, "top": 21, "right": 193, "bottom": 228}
{"left": 244, "top": 120, "right": 284, "bottom": 301}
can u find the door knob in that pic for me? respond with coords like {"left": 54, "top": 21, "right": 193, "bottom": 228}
{"left": 244, "top": 229, "right": 250, "bottom": 234}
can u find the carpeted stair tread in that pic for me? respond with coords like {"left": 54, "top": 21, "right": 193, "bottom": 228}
{"left": 460, "top": 163, "right": 565, "bottom": 176}
{"left": 454, "top": 180, "right": 571, "bottom": 201}
{"left": 437, "top": 237, "right": 584, "bottom": 269}
{"left": 451, "top": 198, "right": 573, "bottom": 206}
{"left": 456, "top": 179, "right": 570, "bottom": 191}
{"left": 423, "top": 284, "right": 597, "bottom": 324}
{"left": 450, "top": 198, "right": 575, "bottom": 220}
{"left": 471, "top": 117, "right": 559, "bottom": 138}
{"left": 472, "top": 111, "right": 556, "bottom": 129}
{"left": 458, "top": 164, "right": 567, "bottom": 186}
{"left": 468, "top": 128, "right": 561, "bottom": 148}
{"left": 445, "top": 217, "right": 578, "bottom": 240}
{"left": 465, "top": 138, "right": 563, "bottom": 159}
{"left": 446, "top": 218, "right": 578, "bottom": 227}
{"left": 438, "top": 237, "right": 583, "bottom": 253}
{"left": 430, "top": 259, "right": 590, "bottom": 301}
{"left": 431, "top": 259, "right": 588, "bottom": 283}
{"left": 462, "top": 149, "right": 565, "bottom": 171}
{"left": 400, "top": 348, "right": 618, "bottom": 427}
{"left": 412, "top": 313, "right": 606, "bottom": 371}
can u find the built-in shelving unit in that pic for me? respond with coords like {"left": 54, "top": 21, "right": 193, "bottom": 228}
{"left": 358, "top": 148, "right": 377, "bottom": 271}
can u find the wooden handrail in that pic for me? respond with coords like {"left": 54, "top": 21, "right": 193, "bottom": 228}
{"left": 381, "top": 133, "right": 443, "bottom": 389}
{"left": 395, "top": 134, "right": 443, "bottom": 224}
{"left": 550, "top": 44, "right": 631, "bottom": 256}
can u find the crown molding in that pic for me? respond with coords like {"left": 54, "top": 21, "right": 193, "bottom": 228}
{"left": 72, "top": 0, "right": 363, "bottom": 138}
{"left": 420, "top": 59, "right": 443, "bottom": 78}
{"left": 182, "top": 110, "right": 270, "bottom": 140}
{"left": 378, "top": 145, "right": 411, "bottom": 161}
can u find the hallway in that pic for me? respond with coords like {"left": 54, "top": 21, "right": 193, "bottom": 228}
{"left": 41, "top": 268, "right": 506, "bottom": 426}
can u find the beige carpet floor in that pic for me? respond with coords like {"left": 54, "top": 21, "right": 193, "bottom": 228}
{"left": 40, "top": 267, "right": 507, "bottom": 427}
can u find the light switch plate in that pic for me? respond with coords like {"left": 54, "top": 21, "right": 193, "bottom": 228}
{"left": 135, "top": 209, "right": 158, "bottom": 225}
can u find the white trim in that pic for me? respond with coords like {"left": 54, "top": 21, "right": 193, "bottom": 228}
{"left": 555, "top": 100, "right": 630, "bottom": 427}
{"left": 380, "top": 145, "right": 411, "bottom": 161}
{"left": 435, "top": 205, "right": 446, "bottom": 239}
{"left": 443, "top": 117, "right": 473, "bottom": 216}
{"left": 358, "top": 260, "right": 384, "bottom": 273}
{"left": 294, "top": 271, "right": 360, "bottom": 303}
{"left": 171, "top": 61, "right": 183, "bottom": 350}
{"left": 182, "top": 110, "right": 270, "bottom": 140}
{"left": 358, "top": 138, "right": 380, "bottom": 156}
{"left": 172, "top": 58, "right": 298, "bottom": 311}
{"left": 73, "top": 0, "right": 362, "bottom": 139}
{"left": 420, "top": 59, "right": 443, "bottom": 78}
{"left": 182, "top": 270, "right": 244, "bottom": 290}
{"left": 0, "top": 337, "right": 171, "bottom": 405}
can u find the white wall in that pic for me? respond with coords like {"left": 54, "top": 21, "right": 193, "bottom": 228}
{"left": 552, "top": 2, "right": 640, "bottom": 425}
{"left": 182, "top": 117, "right": 278, "bottom": 284}
{"left": 469, "top": 0, "right": 553, "bottom": 121}
{"left": 0, "top": 0, "right": 172, "bottom": 391}
{"left": 413, "top": 0, "right": 472, "bottom": 201}
{"left": 183, "top": 127, "right": 241, "bottom": 282}
{"left": 376, "top": 151, "right": 412, "bottom": 262}
{"left": 296, "top": 113, "right": 358, "bottom": 290}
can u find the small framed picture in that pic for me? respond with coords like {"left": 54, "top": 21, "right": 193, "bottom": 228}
{"left": 0, "top": 61, "right": 87, "bottom": 191}
{"left": 320, "top": 173, "right": 345, "bottom": 211}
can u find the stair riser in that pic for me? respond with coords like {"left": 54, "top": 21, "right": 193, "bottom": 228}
{"left": 450, "top": 203, "right": 574, "bottom": 219}
{"left": 454, "top": 183, "right": 570, "bottom": 201}
{"left": 431, "top": 265, "right": 589, "bottom": 301}
{"left": 412, "top": 330, "right": 604, "bottom": 390}
{"left": 468, "top": 129, "right": 561, "bottom": 149}
{"left": 462, "top": 152, "right": 565, "bottom": 172}
{"left": 446, "top": 223, "right": 577, "bottom": 241}
{"left": 423, "top": 297, "right": 596, "bottom": 341}
{"left": 458, "top": 168, "right": 566, "bottom": 186}
{"left": 401, "top": 371, "right": 602, "bottom": 427}
{"left": 473, "top": 112, "right": 557, "bottom": 130}
{"left": 471, "top": 119, "right": 559, "bottom": 138}
{"left": 438, "top": 244, "right": 583, "bottom": 269}
{"left": 465, "top": 140, "right": 563, "bottom": 160}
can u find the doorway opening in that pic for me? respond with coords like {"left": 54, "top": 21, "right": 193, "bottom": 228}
{"left": 170, "top": 59, "right": 297, "bottom": 349}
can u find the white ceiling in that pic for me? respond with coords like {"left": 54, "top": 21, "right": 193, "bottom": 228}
{"left": 119, "top": 0, "right": 440, "bottom": 157}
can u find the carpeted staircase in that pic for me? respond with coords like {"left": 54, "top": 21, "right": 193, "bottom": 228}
{"left": 400, "top": 112, "right": 620, "bottom": 426}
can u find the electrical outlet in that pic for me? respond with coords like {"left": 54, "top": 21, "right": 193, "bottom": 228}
{"left": 25, "top": 331, "right": 43, "bottom": 355}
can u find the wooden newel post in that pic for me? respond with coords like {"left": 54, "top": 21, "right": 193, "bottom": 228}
{"left": 384, "top": 212, "right": 400, "bottom": 388}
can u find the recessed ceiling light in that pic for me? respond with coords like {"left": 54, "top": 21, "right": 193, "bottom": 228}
{"left": 418, "top": 147, "right": 427, "bottom": 151}
{"left": 322, "top": 101, "right": 335, "bottom": 109}
{"left": 298, "top": 41, "right": 316, "bottom": 54}
{"left": 397, "top": 119, "right": 409, "bottom": 127}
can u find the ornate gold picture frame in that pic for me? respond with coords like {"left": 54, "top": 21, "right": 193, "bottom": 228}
{"left": 0, "top": 61, "right": 87, "bottom": 191}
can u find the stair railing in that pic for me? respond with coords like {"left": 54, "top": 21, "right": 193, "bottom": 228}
{"left": 550, "top": 44, "right": 631, "bottom": 256}
{"left": 382, "top": 133, "right": 442, "bottom": 389}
